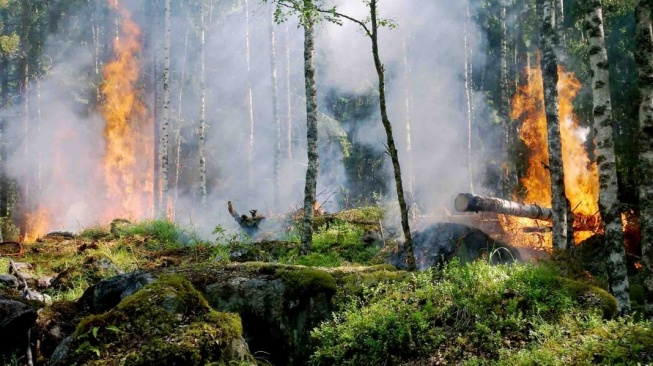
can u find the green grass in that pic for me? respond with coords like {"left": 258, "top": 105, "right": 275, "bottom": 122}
{"left": 115, "top": 219, "right": 201, "bottom": 249}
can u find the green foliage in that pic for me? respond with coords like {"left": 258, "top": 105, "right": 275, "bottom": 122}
{"left": 79, "top": 226, "right": 111, "bottom": 240}
{"left": 115, "top": 219, "right": 200, "bottom": 249}
{"left": 496, "top": 315, "right": 653, "bottom": 365}
{"left": 310, "top": 261, "right": 619, "bottom": 366}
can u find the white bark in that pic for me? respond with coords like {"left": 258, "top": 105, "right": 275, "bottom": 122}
{"left": 199, "top": 1, "right": 207, "bottom": 209}
{"left": 584, "top": 0, "right": 630, "bottom": 315}
{"left": 270, "top": 9, "right": 281, "bottom": 211}
{"left": 245, "top": 0, "right": 255, "bottom": 199}
{"left": 159, "top": 0, "right": 171, "bottom": 218}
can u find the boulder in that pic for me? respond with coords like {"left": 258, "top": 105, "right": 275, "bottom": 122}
{"left": 77, "top": 270, "right": 154, "bottom": 314}
{"left": 52, "top": 275, "right": 252, "bottom": 366}
{"left": 382, "top": 223, "right": 522, "bottom": 270}
{"left": 0, "top": 298, "right": 38, "bottom": 358}
{"left": 0, "top": 274, "right": 20, "bottom": 289}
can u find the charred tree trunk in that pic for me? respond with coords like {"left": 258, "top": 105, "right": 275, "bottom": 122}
{"left": 635, "top": 0, "right": 653, "bottom": 321}
{"left": 537, "top": 0, "right": 573, "bottom": 251}
{"left": 199, "top": 1, "right": 207, "bottom": 210}
{"left": 455, "top": 193, "right": 554, "bottom": 220}
{"left": 270, "top": 9, "right": 281, "bottom": 211}
{"left": 583, "top": 0, "right": 630, "bottom": 315}
{"left": 300, "top": 0, "right": 319, "bottom": 255}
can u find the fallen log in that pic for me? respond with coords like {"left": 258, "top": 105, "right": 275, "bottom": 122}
{"left": 455, "top": 193, "right": 553, "bottom": 221}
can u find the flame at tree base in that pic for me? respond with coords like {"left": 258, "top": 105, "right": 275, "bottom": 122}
{"left": 502, "top": 58, "right": 602, "bottom": 250}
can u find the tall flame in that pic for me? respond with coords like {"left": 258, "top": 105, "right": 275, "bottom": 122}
{"left": 100, "top": 0, "right": 153, "bottom": 221}
{"left": 502, "top": 58, "right": 601, "bottom": 249}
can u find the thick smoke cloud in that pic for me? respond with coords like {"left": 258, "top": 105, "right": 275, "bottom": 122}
{"left": 1, "top": 0, "right": 490, "bottom": 237}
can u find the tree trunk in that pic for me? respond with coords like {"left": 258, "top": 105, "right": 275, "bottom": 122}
{"left": 285, "top": 24, "right": 293, "bottom": 160}
{"left": 556, "top": 0, "right": 566, "bottom": 46}
{"left": 402, "top": 24, "right": 417, "bottom": 216}
{"left": 21, "top": 0, "right": 30, "bottom": 241}
{"left": 455, "top": 193, "right": 554, "bottom": 220}
{"left": 198, "top": 2, "right": 207, "bottom": 210}
{"left": 159, "top": 0, "right": 171, "bottom": 218}
{"left": 635, "top": 0, "right": 653, "bottom": 321}
{"left": 500, "top": 1, "right": 517, "bottom": 198}
{"left": 270, "top": 9, "right": 281, "bottom": 211}
{"left": 245, "top": 0, "right": 255, "bottom": 200}
{"left": 152, "top": 0, "right": 161, "bottom": 217}
{"left": 583, "top": 0, "right": 631, "bottom": 316}
{"left": 537, "top": 0, "right": 573, "bottom": 250}
{"left": 464, "top": 0, "right": 474, "bottom": 193}
{"left": 300, "top": 0, "right": 319, "bottom": 255}
{"left": 369, "top": 0, "right": 416, "bottom": 270}
{"left": 174, "top": 28, "right": 190, "bottom": 218}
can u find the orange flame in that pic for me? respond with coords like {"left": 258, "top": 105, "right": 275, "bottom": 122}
{"left": 100, "top": 0, "right": 154, "bottom": 221}
{"left": 23, "top": 207, "right": 51, "bottom": 243}
{"left": 501, "top": 57, "right": 601, "bottom": 249}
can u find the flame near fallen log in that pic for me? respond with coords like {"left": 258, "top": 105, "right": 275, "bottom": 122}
{"left": 502, "top": 58, "right": 602, "bottom": 250}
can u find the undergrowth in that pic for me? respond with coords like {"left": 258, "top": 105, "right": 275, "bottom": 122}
{"left": 310, "top": 259, "right": 622, "bottom": 366}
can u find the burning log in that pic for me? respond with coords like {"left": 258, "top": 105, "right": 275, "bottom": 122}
{"left": 455, "top": 193, "right": 553, "bottom": 221}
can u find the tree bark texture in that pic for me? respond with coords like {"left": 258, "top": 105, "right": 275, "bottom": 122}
{"left": 199, "top": 1, "right": 207, "bottom": 209}
{"left": 537, "top": 0, "right": 573, "bottom": 250}
{"left": 583, "top": 0, "right": 630, "bottom": 315}
{"left": 159, "top": 0, "right": 171, "bottom": 218}
{"left": 300, "top": 0, "right": 319, "bottom": 255}
{"left": 635, "top": 0, "right": 653, "bottom": 321}
{"left": 455, "top": 193, "right": 554, "bottom": 220}
{"left": 464, "top": 0, "right": 474, "bottom": 194}
{"left": 369, "top": 0, "right": 416, "bottom": 270}
{"left": 500, "top": 1, "right": 517, "bottom": 198}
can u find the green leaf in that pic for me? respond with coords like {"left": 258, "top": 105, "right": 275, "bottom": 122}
{"left": 92, "top": 326, "right": 99, "bottom": 339}
{"left": 106, "top": 325, "right": 122, "bottom": 333}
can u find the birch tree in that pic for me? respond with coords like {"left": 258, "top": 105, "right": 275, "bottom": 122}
{"left": 198, "top": 0, "right": 207, "bottom": 209}
{"left": 269, "top": 7, "right": 281, "bottom": 211}
{"left": 159, "top": 0, "right": 171, "bottom": 218}
{"left": 537, "top": 0, "right": 573, "bottom": 250}
{"left": 635, "top": 0, "right": 653, "bottom": 320}
{"left": 500, "top": 0, "right": 517, "bottom": 198}
{"left": 245, "top": 0, "right": 255, "bottom": 199}
{"left": 583, "top": 0, "right": 630, "bottom": 315}
{"left": 269, "top": 0, "right": 324, "bottom": 254}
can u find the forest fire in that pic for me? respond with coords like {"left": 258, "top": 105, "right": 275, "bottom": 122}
{"left": 99, "top": 0, "right": 154, "bottom": 222}
{"left": 501, "top": 62, "right": 601, "bottom": 250}
{"left": 23, "top": 207, "right": 51, "bottom": 243}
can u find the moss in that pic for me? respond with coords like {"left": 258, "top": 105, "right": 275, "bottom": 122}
{"left": 276, "top": 267, "right": 337, "bottom": 299}
{"left": 63, "top": 274, "right": 247, "bottom": 366}
{"left": 557, "top": 278, "right": 617, "bottom": 319}
{"left": 79, "top": 226, "right": 111, "bottom": 241}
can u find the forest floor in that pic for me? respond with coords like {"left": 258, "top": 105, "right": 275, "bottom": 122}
{"left": 0, "top": 209, "right": 652, "bottom": 365}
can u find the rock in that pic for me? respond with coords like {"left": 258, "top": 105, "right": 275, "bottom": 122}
{"left": 0, "top": 298, "right": 38, "bottom": 358}
{"left": 37, "top": 276, "right": 53, "bottom": 289}
{"left": 54, "top": 275, "right": 252, "bottom": 366}
{"left": 382, "top": 223, "right": 522, "bottom": 270}
{"left": 199, "top": 264, "right": 336, "bottom": 366}
{"left": 49, "top": 336, "right": 73, "bottom": 366}
{"left": 23, "top": 287, "right": 51, "bottom": 303}
{"left": 77, "top": 270, "right": 154, "bottom": 314}
{"left": 0, "top": 274, "right": 20, "bottom": 289}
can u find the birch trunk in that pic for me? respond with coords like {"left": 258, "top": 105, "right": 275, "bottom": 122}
{"left": 270, "top": 9, "right": 281, "bottom": 211}
{"left": 21, "top": 0, "right": 30, "bottom": 239}
{"left": 369, "top": 0, "right": 416, "bottom": 270}
{"left": 583, "top": 0, "right": 631, "bottom": 315}
{"left": 199, "top": 1, "right": 207, "bottom": 209}
{"left": 245, "top": 0, "right": 255, "bottom": 199}
{"left": 500, "top": 1, "right": 517, "bottom": 198}
{"left": 152, "top": 0, "right": 161, "bottom": 216}
{"left": 537, "top": 0, "right": 572, "bottom": 250}
{"left": 635, "top": 0, "right": 653, "bottom": 321}
{"left": 556, "top": 0, "right": 566, "bottom": 46}
{"left": 159, "top": 0, "right": 171, "bottom": 218}
{"left": 173, "top": 28, "right": 189, "bottom": 217}
{"left": 300, "top": 0, "right": 319, "bottom": 254}
{"left": 285, "top": 24, "right": 293, "bottom": 160}
{"left": 464, "top": 0, "right": 474, "bottom": 193}
{"left": 402, "top": 25, "right": 417, "bottom": 215}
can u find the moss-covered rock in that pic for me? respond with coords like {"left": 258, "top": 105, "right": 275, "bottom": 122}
{"left": 50, "top": 253, "right": 124, "bottom": 291}
{"left": 52, "top": 275, "right": 250, "bottom": 366}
